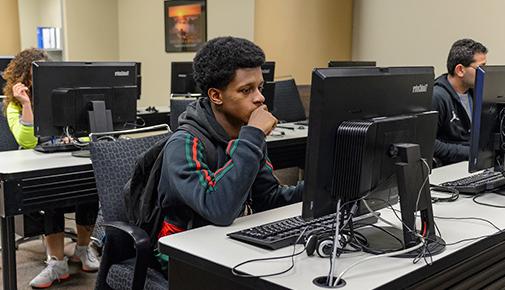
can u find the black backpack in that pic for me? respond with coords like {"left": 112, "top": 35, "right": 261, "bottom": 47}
{"left": 124, "top": 124, "right": 217, "bottom": 248}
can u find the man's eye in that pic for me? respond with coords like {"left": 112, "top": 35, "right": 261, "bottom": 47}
{"left": 259, "top": 86, "right": 264, "bottom": 92}
{"left": 241, "top": 88, "right": 251, "bottom": 94}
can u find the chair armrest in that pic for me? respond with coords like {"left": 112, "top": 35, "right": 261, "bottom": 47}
{"left": 102, "top": 221, "right": 150, "bottom": 251}
{"left": 102, "top": 221, "right": 152, "bottom": 290}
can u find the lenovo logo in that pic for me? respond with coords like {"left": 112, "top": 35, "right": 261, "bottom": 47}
{"left": 412, "top": 84, "right": 428, "bottom": 93}
{"left": 114, "top": 71, "right": 130, "bottom": 77}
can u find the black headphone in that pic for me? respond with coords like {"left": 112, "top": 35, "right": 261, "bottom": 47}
{"left": 305, "top": 231, "right": 334, "bottom": 258}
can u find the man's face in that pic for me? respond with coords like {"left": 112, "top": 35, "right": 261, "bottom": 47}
{"left": 216, "top": 67, "right": 265, "bottom": 125}
{"left": 462, "top": 52, "right": 487, "bottom": 89}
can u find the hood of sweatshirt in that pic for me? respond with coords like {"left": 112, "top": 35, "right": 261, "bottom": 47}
{"left": 177, "top": 97, "right": 230, "bottom": 147}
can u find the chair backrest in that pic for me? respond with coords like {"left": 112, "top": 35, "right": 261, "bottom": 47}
{"left": 0, "top": 102, "right": 19, "bottom": 151}
{"left": 272, "top": 78, "right": 306, "bottom": 122}
{"left": 169, "top": 96, "right": 196, "bottom": 130}
{"left": 89, "top": 133, "right": 169, "bottom": 223}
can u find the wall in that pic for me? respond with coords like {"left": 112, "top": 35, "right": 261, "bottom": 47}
{"left": 18, "top": 0, "right": 62, "bottom": 49}
{"left": 254, "top": 0, "right": 353, "bottom": 85}
{"left": 118, "top": 0, "right": 255, "bottom": 107}
{"left": 0, "top": 0, "right": 21, "bottom": 54}
{"left": 352, "top": 0, "right": 505, "bottom": 76}
{"left": 62, "top": 0, "right": 118, "bottom": 61}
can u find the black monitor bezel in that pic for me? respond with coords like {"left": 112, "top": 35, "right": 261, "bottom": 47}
{"left": 302, "top": 66, "right": 435, "bottom": 220}
{"left": 32, "top": 61, "right": 138, "bottom": 137}
{"left": 469, "top": 65, "right": 505, "bottom": 172}
{"left": 328, "top": 60, "right": 376, "bottom": 68}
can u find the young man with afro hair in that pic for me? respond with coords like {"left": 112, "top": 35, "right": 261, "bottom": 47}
{"left": 157, "top": 36, "right": 303, "bottom": 234}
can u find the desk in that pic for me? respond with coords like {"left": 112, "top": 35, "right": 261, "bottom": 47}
{"left": 266, "top": 123, "right": 307, "bottom": 169}
{"left": 137, "top": 109, "right": 308, "bottom": 170}
{"left": 159, "top": 162, "right": 505, "bottom": 289}
{"left": 0, "top": 150, "right": 96, "bottom": 290}
{"left": 137, "top": 106, "right": 171, "bottom": 127}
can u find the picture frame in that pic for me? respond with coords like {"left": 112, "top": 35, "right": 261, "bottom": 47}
{"left": 164, "top": 0, "right": 207, "bottom": 53}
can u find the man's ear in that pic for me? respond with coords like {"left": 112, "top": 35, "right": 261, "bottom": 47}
{"left": 208, "top": 88, "right": 223, "bottom": 105}
{"left": 454, "top": 64, "right": 465, "bottom": 78}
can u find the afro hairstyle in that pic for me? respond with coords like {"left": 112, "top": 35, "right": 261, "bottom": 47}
{"left": 193, "top": 36, "right": 265, "bottom": 94}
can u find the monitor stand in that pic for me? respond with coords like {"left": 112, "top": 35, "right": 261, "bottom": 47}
{"left": 71, "top": 100, "right": 113, "bottom": 158}
{"left": 360, "top": 144, "right": 446, "bottom": 258}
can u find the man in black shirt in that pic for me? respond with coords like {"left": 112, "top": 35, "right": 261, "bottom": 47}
{"left": 432, "top": 39, "right": 487, "bottom": 166}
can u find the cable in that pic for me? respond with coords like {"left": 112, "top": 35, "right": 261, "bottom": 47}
{"left": 432, "top": 215, "right": 501, "bottom": 232}
{"left": 387, "top": 204, "right": 505, "bottom": 247}
{"left": 363, "top": 199, "right": 401, "bottom": 230}
{"left": 231, "top": 226, "right": 309, "bottom": 278}
{"left": 96, "top": 135, "right": 117, "bottom": 142}
{"left": 430, "top": 185, "right": 459, "bottom": 203}
{"left": 332, "top": 239, "right": 425, "bottom": 287}
{"left": 472, "top": 192, "right": 505, "bottom": 208}
{"left": 63, "top": 126, "right": 89, "bottom": 148}
{"left": 327, "top": 200, "right": 342, "bottom": 287}
{"left": 415, "top": 159, "right": 431, "bottom": 211}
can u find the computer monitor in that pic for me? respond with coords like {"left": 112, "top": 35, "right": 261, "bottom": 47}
{"left": 136, "top": 62, "right": 142, "bottom": 99}
{"left": 469, "top": 65, "right": 505, "bottom": 172}
{"left": 170, "top": 61, "right": 274, "bottom": 95}
{"left": 262, "top": 81, "right": 275, "bottom": 111}
{"left": 303, "top": 66, "right": 443, "bottom": 253}
{"left": 272, "top": 78, "right": 306, "bottom": 122}
{"left": 170, "top": 61, "right": 201, "bottom": 95}
{"left": 32, "top": 62, "right": 139, "bottom": 137}
{"left": 0, "top": 56, "right": 14, "bottom": 93}
{"left": 328, "top": 60, "right": 376, "bottom": 68}
{"left": 261, "top": 61, "right": 275, "bottom": 82}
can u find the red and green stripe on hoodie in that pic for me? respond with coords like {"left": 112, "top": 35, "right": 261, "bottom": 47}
{"left": 157, "top": 125, "right": 303, "bottom": 229}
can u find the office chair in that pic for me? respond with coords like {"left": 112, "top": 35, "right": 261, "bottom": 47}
{"left": 169, "top": 95, "right": 196, "bottom": 130}
{"left": 272, "top": 78, "right": 307, "bottom": 122}
{"left": 0, "top": 102, "right": 18, "bottom": 151}
{"left": 90, "top": 128, "right": 169, "bottom": 290}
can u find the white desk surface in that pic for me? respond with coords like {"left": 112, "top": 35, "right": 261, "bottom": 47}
{"left": 159, "top": 162, "right": 505, "bottom": 289}
{"left": 0, "top": 150, "right": 91, "bottom": 174}
{"left": 267, "top": 122, "right": 308, "bottom": 142}
{"left": 0, "top": 123, "right": 305, "bottom": 175}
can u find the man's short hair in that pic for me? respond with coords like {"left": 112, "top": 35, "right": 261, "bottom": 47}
{"left": 447, "top": 38, "right": 488, "bottom": 76}
{"left": 193, "top": 36, "right": 265, "bottom": 93}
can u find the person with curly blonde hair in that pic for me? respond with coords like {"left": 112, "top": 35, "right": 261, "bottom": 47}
{"left": 2, "top": 48, "right": 99, "bottom": 288}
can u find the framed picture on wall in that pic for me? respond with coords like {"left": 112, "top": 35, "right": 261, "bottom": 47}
{"left": 164, "top": 0, "right": 207, "bottom": 53}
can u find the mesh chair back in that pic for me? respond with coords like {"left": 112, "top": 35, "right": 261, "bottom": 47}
{"left": 169, "top": 97, "right": 196, "bottom": 130}
{"left": 0, "top": 102, "right": 19, "bottom": 151}
{"left": 272, "top": 79, "right": 306, "bottom": 122}
{"left": 89, "top": 133, "right": 168, "bottom": 223}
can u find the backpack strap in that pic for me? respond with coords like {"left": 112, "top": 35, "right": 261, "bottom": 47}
{"left": 177, "top": 124, "right": 218, "bottom": 172}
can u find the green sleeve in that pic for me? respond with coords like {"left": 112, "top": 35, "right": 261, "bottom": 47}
{"left": 6, "top": 103, "right": 38, "bottom": 149}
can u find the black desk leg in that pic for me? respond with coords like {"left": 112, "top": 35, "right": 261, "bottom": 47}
{"left": 1, "top": 216, "right": 17, "bottom": 290}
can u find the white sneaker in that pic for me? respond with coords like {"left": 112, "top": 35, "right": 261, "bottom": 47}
{"left": 71, "top": 244, "right": 100, "bottom": 272}
{"left": 29, "top": 256, "right": 69, "bottom": 289}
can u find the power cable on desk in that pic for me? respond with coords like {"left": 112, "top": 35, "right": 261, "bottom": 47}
{"left": 472, "top": 191, "right": 505, "bottom": 208}
{"left": 230, "top": 226, "right": 308, "bottom": 278}
{"left": 229, "top": 170, "right": 424, "bottom": 281}
{"left": 331, "top": 239, "right": 426, "bottom": 287}
{"left": 388, "top": 205, "right": 505, "bottom": 247}
{"left": 430, "top": 185, "right": 459, "bottom": 203}
{"left": 432, "top": 215, "right": 501, "bottom": 232}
